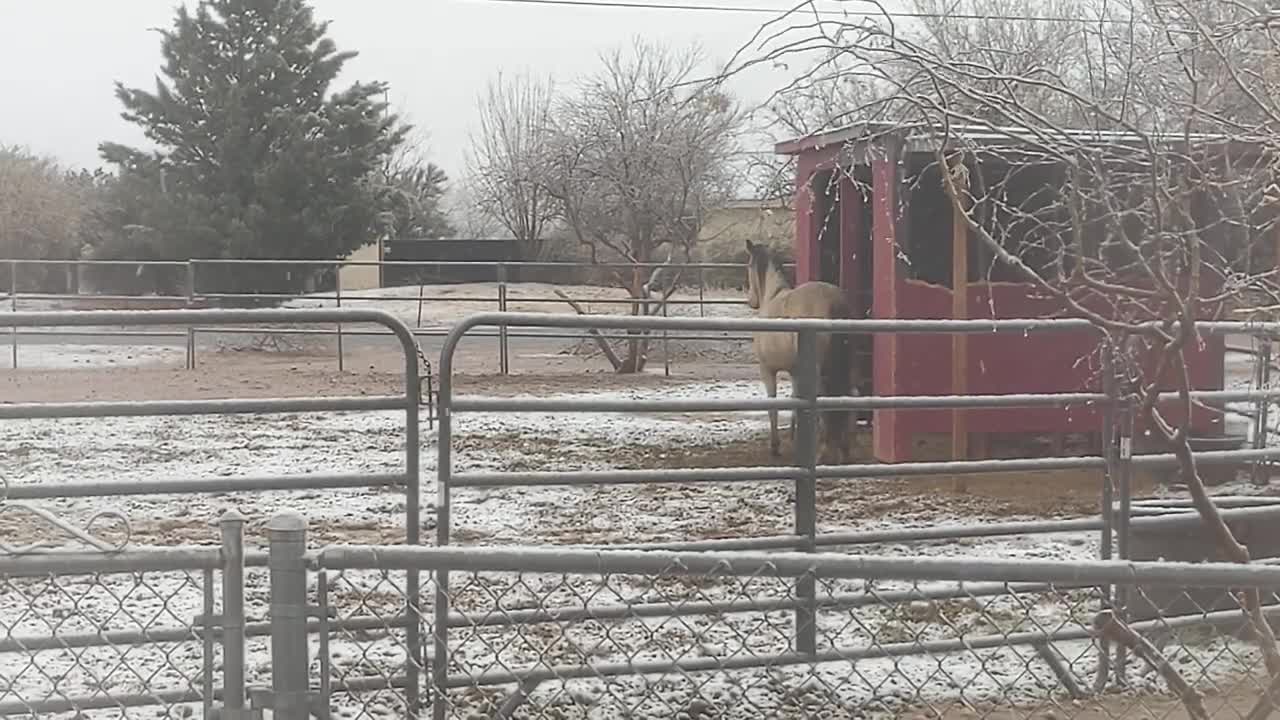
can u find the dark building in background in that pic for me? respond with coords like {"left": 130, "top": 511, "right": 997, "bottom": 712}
{"left": 381, "top": 238, "right": 520, "bottom": 286}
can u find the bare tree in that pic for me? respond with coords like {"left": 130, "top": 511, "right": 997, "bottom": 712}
{"left": 0, "top": 146, "right": 91, "bottom": 292}
{"left": 544, "top": 39, "right": 746, "bottom": 372}
{"left": 443, "top": 184, "right": 506, "bottom": 239}
{"left": 741, "top": 0, "right": 1280, "bottom": 712}
{"left": 467, "top": 71, "right": 559, "bottom": 262}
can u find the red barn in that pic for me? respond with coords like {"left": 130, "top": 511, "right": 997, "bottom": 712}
{"left": 774, "top": 122, "right": 1233, "bottom": 464}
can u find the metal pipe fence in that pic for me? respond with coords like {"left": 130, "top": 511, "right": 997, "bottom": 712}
{"left": 2, "top": 257, "right": 778, "bottom": 372}
{"left": 259, "top": 513, "right": 1280, "bottom": 719}
{"left": 0, "top": 511, "right": 244, "bottom": 718}
{"left": 4, "top": 307, "right": 1280, "bottom": 716}
{"left": 12, "top": 508, "right": 1280, "bottom": 718}
{"left": 428, "top": 311, "right": 1280, "bottom": 718}
{"left": 0, "top": 308, "right": 428, "bottom": 715}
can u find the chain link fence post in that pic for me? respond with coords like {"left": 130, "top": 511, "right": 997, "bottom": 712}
{"left": 335, "top": 262, "right": 345, "bottom": 372}
{"left": 1093, "top": 342, "right": 1117, "bottom": 694}
{"left": 267, "top": 511, "right": 312, "bottom": 720}
{"left": 662, "top": 292, "right": 671, "bottom": 377}
{"left": 793, "top": 328, "right": 819, "bottom": 656}
{"left": 1253, "top": 339, "right": 1273, "bottom": 485}
{"left": 221, "top": 509, "right": 249, "bottom": 719}
{"left": 697, "top": 265, "right": 705, "bottom": 317}
{"left": 185, "top": 261, "right": 197, "bottom": 370}
{"left": 10, "top": 260, "right": 18, "bottom": 369}
{"left": 1115, "top": 385, "right": 1135, "bottom": 687}
{"left": 435, "top": 326, "right": 458, "bottom": 720}
{"left": 497, "top": 262, "right": 510, "bottom": 375}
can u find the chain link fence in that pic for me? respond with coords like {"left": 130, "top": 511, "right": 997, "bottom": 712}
{"left": 282, "top": 522, "right": 1280, "bottom": 720}
{"left": 8, "top": 308, "right": 1280, "bottom": 718}
{"left": 0, "top": 507, "right": 247, "bottom": 719}
{"left": 10, "top": 506, "right": 1280, "bottom": 719}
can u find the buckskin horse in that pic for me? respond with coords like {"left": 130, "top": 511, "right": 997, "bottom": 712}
{"left": 744, "top": 239, "right": 855, "bottom": 464}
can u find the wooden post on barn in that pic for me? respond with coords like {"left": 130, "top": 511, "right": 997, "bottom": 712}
{"left": 949, "top": 155, "right": 971, "bottom": 492}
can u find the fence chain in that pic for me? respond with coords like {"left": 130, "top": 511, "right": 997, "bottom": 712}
{"left": 411, "top": 338, "right": 436, "bottom": 427}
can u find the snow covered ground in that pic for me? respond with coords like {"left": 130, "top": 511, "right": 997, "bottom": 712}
{"left": 0, "top": 342, "right": 185, "bottom": 370}
{"left": 2, "top": 290, "right": 1279, "bottom": 716}
{"left": 1, "top": 371, "right": 1275, "bottom": 717}
{"left": 2, "top": 281, "right": 750, "bottom": 369}
{"left": 282, "top": 281, "right": 750, "bottom": 328}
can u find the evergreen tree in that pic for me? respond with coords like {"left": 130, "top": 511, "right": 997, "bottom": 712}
{"left": 98, "top": 0, "right": 405, "bottom": 293}
{"left": 375, "top": 155, "right": 455, "bottom": 243}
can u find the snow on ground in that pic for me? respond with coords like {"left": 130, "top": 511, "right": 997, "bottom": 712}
{"left": 2, "top": 327, "right": 1277, "bottom": 716}
{"left": 0, "top": 342, "right": 185, "bottom": 370}
{"left": 4, "top": 281, "right": 755, "bottom": 369}
{"left": 283, "top": 281, "right": 750, "bottom": 328}
{"left": 1, "top": 373, "right": 1273, "bottom": 717}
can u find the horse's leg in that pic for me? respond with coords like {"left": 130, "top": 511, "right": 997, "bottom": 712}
{"left": 762, "top": 368, "right": 781, "bottom": 457}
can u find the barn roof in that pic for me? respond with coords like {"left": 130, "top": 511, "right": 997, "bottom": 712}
{"left": 774, "top": 120, "right": 1273, "bottom": 159}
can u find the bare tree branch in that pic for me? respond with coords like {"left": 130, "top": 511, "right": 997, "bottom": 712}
{"left": 541, "top": 38, "right": 746, "bottom": 372}
{"left": 732, "top": 0, "right": 1280, "bottom": 710}
{"left": 467, "top": 71, "right": 559, "bottom": 259}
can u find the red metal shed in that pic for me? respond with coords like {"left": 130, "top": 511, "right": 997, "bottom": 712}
{"left": 774, "top": 123, "right": 1230, "bottom": 464}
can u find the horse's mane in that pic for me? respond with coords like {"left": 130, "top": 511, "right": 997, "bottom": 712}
{"left": 749, "top": 244, "right": 792, "bottom": 289}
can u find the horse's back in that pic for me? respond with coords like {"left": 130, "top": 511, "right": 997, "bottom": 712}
{"left": 752, "top": 281, "right": 851, "bottom": 370}
{"left": 781, "top": 281, "right": 849, "bottom": 318}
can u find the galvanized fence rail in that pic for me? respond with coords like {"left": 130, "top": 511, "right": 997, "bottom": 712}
{"left": 0, "top": 509, "right": 247, "bottom": 718}
{"left": 432, "top": 312, "right": 1280, "bottom": 716}
{"left": 0, "top": 308, "right": 428, "bottom": 716}
{"left": 4, "top": 257, "right": 1273, "bottom": 391}
{"left": 2, "top": 257, "right": 780, "bottom": 374}
{"left": 8, "top": 308, "right": 1280, "bottom": 717}
{"left": 251, "top": 511, "right": 1280, "bottom": 719}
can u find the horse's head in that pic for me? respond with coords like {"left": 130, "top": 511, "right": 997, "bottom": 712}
{"left": 745, "top": 239, "right": 769, "bottom": 309}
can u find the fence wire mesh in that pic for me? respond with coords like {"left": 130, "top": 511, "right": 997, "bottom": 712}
{"left": 0, "top": 567, "right": 217, "bottom": 718}
{"left": 319, "top": 568, "right": 420, "bottom": 719}
{"left": 311, "top": 557, "right": 1280, "bottom": 720}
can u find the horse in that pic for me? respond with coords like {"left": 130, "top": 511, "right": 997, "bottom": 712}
{"left": 744, "top": 239, "right": 856, "bottom": 464}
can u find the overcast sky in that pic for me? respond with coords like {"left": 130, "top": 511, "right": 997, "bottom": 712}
{"left": 0, "top": 0, "right": 871, "bottom": 181}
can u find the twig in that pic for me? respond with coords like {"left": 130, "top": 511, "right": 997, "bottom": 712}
{"left": 1093, "top": 610, "right": 1209, "bottom": 720}
{"left": 1248, "top": 668, "right": 1280, "bottom": 720}
{"left": 553, "top": 288, "right": 624, "bottom": 370}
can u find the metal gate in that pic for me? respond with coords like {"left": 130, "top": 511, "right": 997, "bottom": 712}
{"left": 0, "top": 308, "right": 426, "bottom": 718}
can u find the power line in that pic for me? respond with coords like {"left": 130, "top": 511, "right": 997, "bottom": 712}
{"left": 464, "top": 0, "right": 1151, "bottom": 24}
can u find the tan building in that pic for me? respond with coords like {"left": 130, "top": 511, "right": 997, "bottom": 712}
{"left": 337, "top": 240, "right": 384, "bottom": 291}
{"left": 696, "top": 198, "right": 793, "bottom": 262}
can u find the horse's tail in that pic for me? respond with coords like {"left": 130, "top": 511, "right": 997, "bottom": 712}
{"left": 820, "top": 299, "right": 855, "bottom": 461}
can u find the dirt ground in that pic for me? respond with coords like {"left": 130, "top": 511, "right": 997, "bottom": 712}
{"left": 0, "top": 344, "right": 757, "bottom": 402}
{"left": 920, "top": 682, "right": 1275, "bottom": 719}
{"left": 0, "top": 344, "right": 1170, "bottom": 523}
{"left": 1, "top": 337, "right": 1264, "bottom": 718}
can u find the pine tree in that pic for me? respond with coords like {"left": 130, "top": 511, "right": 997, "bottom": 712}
{"left": 98, "top": 0, "right": 405, "bottom": 293}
